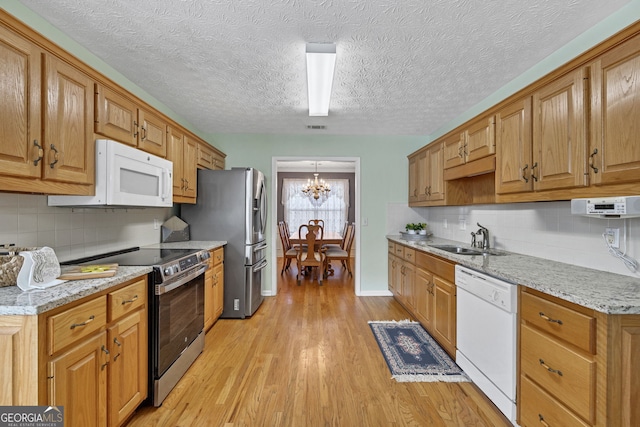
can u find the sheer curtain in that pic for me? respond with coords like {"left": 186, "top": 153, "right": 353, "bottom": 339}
{"left": 282, "top": 178, "right": 349, "bottom": 234}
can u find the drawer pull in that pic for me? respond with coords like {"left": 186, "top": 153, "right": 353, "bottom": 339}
{"left": 539, "top": 358, "right": 563, "bottom": 376}
{"left": 101, "top": 345, "right": 110, "bottom": 355}
{"left": 539, "top": 312, "right": 563, "bottom": 325}
{"left": 122, "top": 295, "right": 139, "bottom": 305}
{"left": 70, "top": 315, "right": 95, "bottom": 329}
{"left": 113, "top": 338, "right": 122, "bottom": 347}
{"left": 538, "top": 414, "right": 551, "bottom": 427}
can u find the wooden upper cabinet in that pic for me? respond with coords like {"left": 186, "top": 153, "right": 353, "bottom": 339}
{"left": 167, "top": 126, "right": 185, "bottom": 197}
{"left": 496, "top": 97, "right": 533, "bottom": 194}
{"left": 183, "top": 135, "right": 197, "bottom": 199}
{"left": 137, "top": 108, "right": 167, "bottom": 158}
{"left": 43, "top": 54, "right": 95, "bottom": 185}
{"left": 408, "top": 153, "right": 420, "bottom": 204}
{"left": 197, "top": 140, "right": 225, "bottom": 170}
{"left": 443, "top": 116, "right": 495, "bottom": 170}
{"left": 590, "top": 33, "right": 640, "bottom": 185}
{"left": 95, "top": 84, "right": 138, "bottom": 146}
{"left": 443, "top": 132, "right": 465, "bottom": 169}
{"left": 465, "top": 115, "right": 496, "bottom": 163}
{"left": 426, "top": 142, "right": 445, "bottom": 203}
{"left": 167, "top": 128, "right": 197, "bottom": 202}
{"left": 416, "top": 149, "right": 429, "bottom": 202}
{"left": 0, "top": 25, "right": 42, "bottom": 179}
{"left": 409, "top": 143, "right": 445, "bottom": 206}
{"left": 532, "top": 67, "right": 588, "bottom": 191}
{"left": 95, "top": 84, "right": 167, "bottom": 157}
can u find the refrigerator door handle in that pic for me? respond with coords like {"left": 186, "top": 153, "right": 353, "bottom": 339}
{"left": 253, "top": 259, "right": 268, "bottom": 272}
{"left": 254, "top": 243, "right": 268, "bottom": 252}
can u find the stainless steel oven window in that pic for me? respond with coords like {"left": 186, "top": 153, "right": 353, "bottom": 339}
{"left": 155, "top": 273, "right": 204, "bottom": 376}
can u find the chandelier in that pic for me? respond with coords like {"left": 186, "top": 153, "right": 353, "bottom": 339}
{"left": 301, "top": 162, "right": 331, "bottom": 201}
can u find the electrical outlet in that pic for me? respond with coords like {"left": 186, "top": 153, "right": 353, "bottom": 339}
{"left": 605, "top": 227, "right": 620, "bottom": 248}
{"left": 459, "top": 218, "right": 466, "bottom": 230}
{"left": 443, "top": 218, "right": 448, "bottom": 229}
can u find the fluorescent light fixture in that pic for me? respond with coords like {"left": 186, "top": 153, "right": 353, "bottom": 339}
{"left": 306, "top": 43, "right": 336, "bottom": 117}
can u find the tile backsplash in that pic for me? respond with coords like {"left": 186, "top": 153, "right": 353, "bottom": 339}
{"left": 0, "top": 193, "right": 173, "bottom": 262}
{"left": 388, "top": 201, "right": 640, "bottom": 278}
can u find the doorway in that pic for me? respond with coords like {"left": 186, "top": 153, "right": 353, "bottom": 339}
{"left": 271, "top": 156, "right": 360, "bottom": 296}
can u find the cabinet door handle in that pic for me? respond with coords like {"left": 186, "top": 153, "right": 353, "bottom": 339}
{"left": 539, "top": 358, "right": 563, "bottom": 376}
{"left": 113, "top": 353, "right": 121, "bottom": 362}
{"left": 458, "top": 145, "right": 463, "bottom": 158}
{"left": 539, "top": 312, "right": 563, "bottom": 325}
{"left": 521, "top": 164, "right": 529, "bottom": 183}
{"left": 101, "top": 345, "right": 110, "bottom": 355}
{"left": 49, "top": 144, "right": 59, "bottom": 169}
{"left": 70, "top": 314, "right": 95, "bottom": 329}
{"left": 531, "top": 162, "right": 538, "bottom": 182}
{"left": 538, "top": 414, "right": 551, "bottom": 427}
{"left": 589, "top": 148, "right": 599, "bottom": 173}
{"left": 121, "top": 295, "right": 138, "bottom": 305}
{"left": 133, "top": 120, "right": 139, "bottom": 138}
{"left": 113, "top": 338, "right": 122, "bottom": 347}
{"left": 33, "top": 140, "right": 44, "bottom": 166}
{"left": 141, "top": 125, "right": 147, "bottom": 141}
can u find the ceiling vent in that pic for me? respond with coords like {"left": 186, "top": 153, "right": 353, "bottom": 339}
{"left": 306, "top": 125, "right": 327, "bottom": 130}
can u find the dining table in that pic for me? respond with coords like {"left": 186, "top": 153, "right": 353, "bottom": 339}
{"left": 289, "top": 230, "right": 343, "bottom": 245}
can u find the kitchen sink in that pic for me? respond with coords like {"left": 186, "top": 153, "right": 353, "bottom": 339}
{"left": 428, "top": 244, "right": 507, "bottom": 256}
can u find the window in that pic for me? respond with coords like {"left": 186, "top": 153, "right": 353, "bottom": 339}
{"left": 282, "top": 178, "right": 349, "bottom": 234}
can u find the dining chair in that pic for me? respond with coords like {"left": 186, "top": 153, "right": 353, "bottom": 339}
{"left": 325, "top": 223, "right": 355, "bottom": 277}
{"left": 277, "top": 221, "right": 297, "bottom": 275}
{"left": 295, "top": 224, "right": 326, "bottom": 285}
{"left": 308, "top": 219, "right": 325, "bottom": 228}
{"left": 323, "top": 220, "right": 349, "bottom": 251}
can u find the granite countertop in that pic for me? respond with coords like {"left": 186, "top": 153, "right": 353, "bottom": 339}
{"left": 143, "top": 240, "right": 227, "bottom": 251}
{"left": 0, "top": 241, "right": 226, "bottom": 316}
{"left": 0, "top": 266, "right": 152, "bottom": 316}
{"left": 387, "top": 235, "right": 640, "bottom": 315}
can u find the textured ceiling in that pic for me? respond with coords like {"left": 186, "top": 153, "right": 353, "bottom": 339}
{"left": 18, "top": 0, "right": 629, "bottom": 136}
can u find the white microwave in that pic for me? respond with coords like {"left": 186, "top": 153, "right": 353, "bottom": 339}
{"left": 49, "top": 139, "right": 173, "bottom": 208}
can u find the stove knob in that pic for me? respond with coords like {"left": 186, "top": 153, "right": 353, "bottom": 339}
{"left": 491, "top": 290, "right": 500, "bottom": 302}
{"left": 201, "top": 251, "right": 210, "bottom": 261}
{"left": 164, "top": 266, "right": 174, "bottom": 276}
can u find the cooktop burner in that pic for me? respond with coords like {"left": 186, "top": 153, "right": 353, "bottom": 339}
{"left": 64, "top": 247, "right": 197, "bottom": 267}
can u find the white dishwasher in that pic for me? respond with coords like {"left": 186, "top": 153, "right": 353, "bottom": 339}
{"left": 455, "top": 265, "right": 518, "bottom": 425}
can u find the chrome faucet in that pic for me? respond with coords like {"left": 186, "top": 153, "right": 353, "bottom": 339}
{"left": 476, "top": 223, "right": 490, "bottom": 250}
{"left": 470, "top": 232, "right": 477, "bottom": 248}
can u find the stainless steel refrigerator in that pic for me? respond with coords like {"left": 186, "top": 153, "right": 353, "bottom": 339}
{"left": 181, "top": 168, "right": 267, "bottom": 318}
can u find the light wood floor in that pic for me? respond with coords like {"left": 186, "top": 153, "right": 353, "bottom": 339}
{"left": 126, "top": 260, "right": 511, "bottom": 427}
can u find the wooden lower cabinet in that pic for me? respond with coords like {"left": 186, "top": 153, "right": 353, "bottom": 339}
{"left": 0, "top": 276, "right": 148, "bottom": 427}
{"left": 432, "top": 275, "right": 456, "bottom": 357}
{"left": 107, "top": 310, "right": 147, "bottom": 427}
{"left": 519, "top": 287, "right": 640, "bottom": 427}
{"left": 204, "top": 247, "right": 225, "bottom": 331}
{"left": 387, "top": 241, "right": 456, "bottom": 359}
{"left": 48, "top": 332, "right": 108, "bottom": 427}
{"left": 414, "top": 266, "right": 434, "bottom": 330}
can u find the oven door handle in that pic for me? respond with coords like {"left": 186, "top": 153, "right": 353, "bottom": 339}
{"left": 156, "top": 265, "right": 207, "bottom": 295}
{"left": 253, "top": 259, "right": 268, "bottom": 272}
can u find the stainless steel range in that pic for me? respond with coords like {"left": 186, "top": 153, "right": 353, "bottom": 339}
{"left": 73, "top": 247, "right": 209, "bottom": 406}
